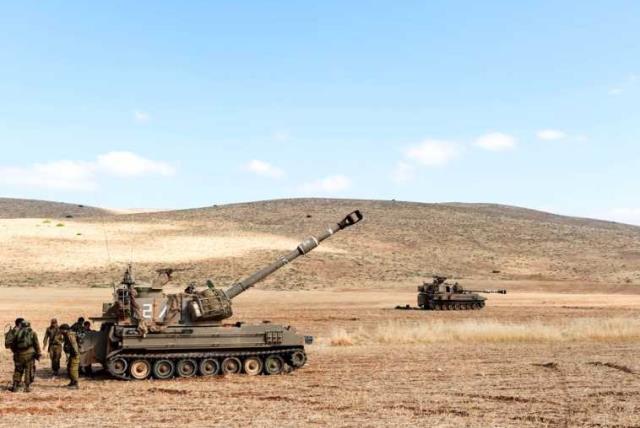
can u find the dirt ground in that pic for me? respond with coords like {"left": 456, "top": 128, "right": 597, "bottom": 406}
{"left": 0, "top": 200, "right": 639, "bottom": 426}
{"left": 1, "top": 288, "right": 639, "bottom": 428}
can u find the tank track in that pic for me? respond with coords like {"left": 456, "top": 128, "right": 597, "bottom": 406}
{"left": 395, "top": 301, "right": 485, "bottom": 310}
{"left": 106, "top": 347, "right": 305, "bottom": 380}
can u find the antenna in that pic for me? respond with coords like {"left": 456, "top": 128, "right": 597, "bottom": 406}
{"left": 100, "top": 215, "right": 112, "bottom": 265}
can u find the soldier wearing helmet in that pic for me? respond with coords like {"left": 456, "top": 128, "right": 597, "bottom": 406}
{"left": 59, "top": 324, "right": 80, "bottom": 389}
{"left": 70, "top": 317, "right": 86, "bottom": 335}
{"left": 8, "top": 320, "right": 41, "bottom": 392}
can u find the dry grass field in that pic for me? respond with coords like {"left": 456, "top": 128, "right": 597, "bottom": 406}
{"left": 1, "top": 289, "right": 639, "bottom": 427}
{"left": 0, "top": 198, "right": 639, "bottom": 427}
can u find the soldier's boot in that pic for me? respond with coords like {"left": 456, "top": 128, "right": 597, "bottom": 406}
{"left": 24, "top": 383, "right": 32, "bottom": 393}
{"left": 52, "top": 370, "right": 59, "bottom": 377}
{"left": 8, "top": 381, "right": 21, "bottom": 392}
{"left": 66, "top": 381, "right": 79, "bottom": 389}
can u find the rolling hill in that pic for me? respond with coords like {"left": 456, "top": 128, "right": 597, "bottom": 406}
{"left": 0, "top": 197, "right": 110, "bottom": 219}
{"left": 0, "top": 198, "right": 639, "bottom": 290}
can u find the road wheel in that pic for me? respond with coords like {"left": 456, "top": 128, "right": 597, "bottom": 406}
{"left": 199, "top": 358, "right": 220, "bottom": 376}
{"left": 454, "top": 303, "right": 462, "bottom": 310}
{"left": 289, "top": 350, "right": 306, "bottom": 368}
{"left": 176, "top": 359, "right": 198, "bottom": 377}
{"left": 243, "top": 357, "right": 263, "bottom": 376}
{"left": 153, "top": 359, "right": 175, "bottom": 379}
{"left": 221, "top": 357, "right": 242, "bottom": 375}
{"left": 264, "top": 355, "right": 285, "bottom": 375}
{"left": 109, "top": 357, "right": 128, "bottom": 376}
{"left": 130, "top": 359, "right": 151, "bottom": 380}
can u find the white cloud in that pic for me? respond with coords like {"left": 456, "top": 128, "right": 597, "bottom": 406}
{"left": 474, "top": 132, "right": 516, "bottom": 151}
{"left": 244, "top": 159, "right": 285, "bottom": 179}
{"left": 0, "top": 161, "right": 96, "bottom": 191}
{"left": 608, "top": 88, "right": 623, "bottom": 96}
{"left": 133, "top": 110, "right": 151, "bottom": 123}
{"left": 97, "top": 151, "right": 175, "bottom": 177}
{"left": 300, "top": 175, "right": 351, "bottom": 193}
{"left": 0, "top": 152, "right": 175, "bottom": 192}
{"left": 405, "top": 139, "right": 460, "bottom": 166}
{"left": 536, "top": 129, "right": 567, "bottom": 141}
{"left": 391, "top": 161, "right": 415, "bottom": 183}
{"left": 605, "top": 208, "right": 640, "bottom": 226}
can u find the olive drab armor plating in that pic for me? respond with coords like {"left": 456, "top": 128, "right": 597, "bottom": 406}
{"left": 80, "top": 210, "right": 363, "bottom": 380}
{"left": 396, "top": 276, "right": 507, "bottom": 311}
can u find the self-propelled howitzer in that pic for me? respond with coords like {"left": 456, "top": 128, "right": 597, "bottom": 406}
{"left": 415, "top": 276, "right": 507, "bottom": 310}
{"left": 81, "top": 210, "right": 363, "bottom": 380}
{"left": 396, "top": 276, "right": 507, "bottom": 311}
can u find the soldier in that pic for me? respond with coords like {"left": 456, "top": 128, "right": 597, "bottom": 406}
{"left": 184, "top": 282, "right": 197, "bottom": 294}
{"left": 118, "top": 265, "right": 150, "bottom": 336}
{"left": 70, "top": 317, "right": 86, "bottom": 334}
{"left": 9, "top": 320, "right": 41, "bottom": 392}
{"left": 59, "top": 324, "right": 80, "bottom": 389}
{"left": 43, "top": 318, "right": 64, "bottom": 376}
{"left": 5, "top": 318, "right": 24, "bottom": 387}
{"left": 80, "top": 321, "right": 93, "bottom": 377}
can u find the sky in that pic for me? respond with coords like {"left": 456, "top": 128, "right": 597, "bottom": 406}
{"left": 0, "top": 1, "right": 639, "bottom": 224}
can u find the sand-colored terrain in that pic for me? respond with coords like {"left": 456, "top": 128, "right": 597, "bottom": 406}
{"left": 1, "top": 198, "right": 640, "bottom": 291}
{"left": 0, "top": 198, "right": 639, "bottom": 427}
{"left": 0, "top": 218, "right": 337, "bottom": 274}
{"left": 0, "top": 289, "right": 639, "bottom": 427}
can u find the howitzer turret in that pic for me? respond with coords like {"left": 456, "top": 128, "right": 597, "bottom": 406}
{"left": 80, "top": 211, "right": 363, "bottom": 380}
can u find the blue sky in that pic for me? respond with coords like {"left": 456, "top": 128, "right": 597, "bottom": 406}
{"left": 0, "top": 2, "right": 638, "bottom": 223}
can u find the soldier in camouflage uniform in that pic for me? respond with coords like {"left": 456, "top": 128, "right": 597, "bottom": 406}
{"left": 9, "top": 320, "right": 41, "bottom": 392}
{"left": 43, "top": 318, "right": 64, "bottom": 376}
{"left": 70, "top": 317, "right": 86, "bottom": 334}
{"left": 59, "top": 324, "right": 80, "bottom": 389}
{"left": 5, "top": 318, "right": 22, "bottom": 388}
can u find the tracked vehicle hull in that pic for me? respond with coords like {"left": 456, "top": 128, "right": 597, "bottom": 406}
{"left": 83, "top": 323, "right": 311, "bottom": 380}
{"left": 417, "top": 292, "right": 486, "bottom": 310}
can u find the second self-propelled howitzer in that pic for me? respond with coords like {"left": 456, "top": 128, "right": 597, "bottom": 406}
{"left": 396, "top": 276, "right": 507, "bottom": 311}
{"left": 81, "top": 210, "right": 363, "bottom": 380}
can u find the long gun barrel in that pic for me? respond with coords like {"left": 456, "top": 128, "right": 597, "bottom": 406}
{"left": 467, "top": 289, "right": 507, "bottom": 294}
{"left": 224, "top": 210, "right": 363, "bottom": 299}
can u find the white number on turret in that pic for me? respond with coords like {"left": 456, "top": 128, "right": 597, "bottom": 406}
{"left": 142, "top": 303, "right": 153, "bottom": 319}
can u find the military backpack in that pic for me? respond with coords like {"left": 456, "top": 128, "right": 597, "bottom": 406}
{"left": 4, "top": 328, "right": 17, "bottom": 349}
{"left": 15, "top": 328, "right": 34, "bottom": 350}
